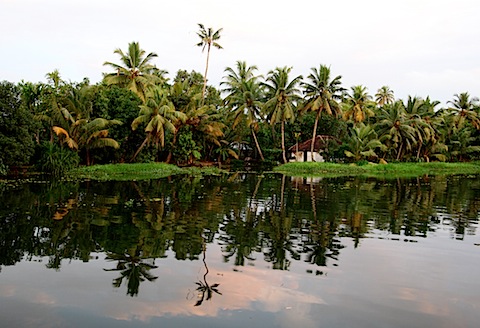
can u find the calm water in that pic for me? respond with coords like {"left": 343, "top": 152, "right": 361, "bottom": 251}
{"left": 1, "top": 173, "right": 480, "bottom": 328}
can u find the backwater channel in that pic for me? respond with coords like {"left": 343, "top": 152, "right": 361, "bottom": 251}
{"left": 1, "top": 173, "right": 480, "bottom": 327}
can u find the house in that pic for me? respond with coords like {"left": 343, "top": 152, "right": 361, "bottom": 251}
{"left": 288, "top": 135, "right": 341, "bottom": 162}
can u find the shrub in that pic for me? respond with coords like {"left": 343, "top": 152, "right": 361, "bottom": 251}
{"left": 37, "top": 142, "right": 80, "bottom": 176}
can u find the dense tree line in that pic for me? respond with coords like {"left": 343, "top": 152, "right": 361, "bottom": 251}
{"left": 1, "top": 36, "right": 480, "bottom": 176}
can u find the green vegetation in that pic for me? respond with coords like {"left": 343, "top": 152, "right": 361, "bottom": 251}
{"left": 1, "top": 27, "right": 480, "bottom": 177}
{"left": 67, "top": 162, "right": 225, "bottom": 181}
{"left": 274, "top": 161, "right": 480, "bottom": 178}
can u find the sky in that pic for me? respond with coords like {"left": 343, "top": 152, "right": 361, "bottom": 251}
{"left": 1, "top": 0, "right": 479, "bottom": 105}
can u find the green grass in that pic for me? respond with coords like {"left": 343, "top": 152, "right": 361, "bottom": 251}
{"left": 273, "top": 161, "right": 480, "bottom": 178}
{"left": 63, "top": 161, "right": 480, "bottom": 181}
{"left": 66, "top": 163, "right": 226, "bottom": 181}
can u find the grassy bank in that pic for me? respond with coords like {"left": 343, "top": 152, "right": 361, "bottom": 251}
{"left": 67, "top": 163, "right": 226, "bottom": 181}
{"left": 57, "top": 161, "right": 480, "bottom": 181}
{"left": 273, "top": 162, "right": 480, "bottom": 178}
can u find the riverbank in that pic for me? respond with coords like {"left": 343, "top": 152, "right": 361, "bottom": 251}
{"left": 7, "top": 161, "right": 479, "bottom": 183}
{"left": 273, "top": 162, "right": 480, "bottom": 178}
{"left": 66, "top": 163, "right": 226, "bottom": 181}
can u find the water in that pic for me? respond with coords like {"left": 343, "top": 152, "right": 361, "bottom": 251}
{"left": 1, "top": 174, "right": 480, "bottom": 327}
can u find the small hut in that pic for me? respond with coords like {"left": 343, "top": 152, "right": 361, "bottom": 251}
{"left": 288, "top": 135, "right": 341, "bottom": 162}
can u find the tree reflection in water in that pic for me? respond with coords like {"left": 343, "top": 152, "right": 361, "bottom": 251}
{"left": 103, "top": 251, "right": 158, "bottom": 297}
{"left": 2, "top": 174, "right": 480, "bottom": 296}
{"left": 193, "top": 241, "right": 222, "bottom": 306}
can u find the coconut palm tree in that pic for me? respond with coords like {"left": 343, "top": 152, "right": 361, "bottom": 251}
{"left": 131, "top": 86, "right": 187, "bottom": 161}
{"left": 103, "top": 42, "right": 163, "bottom": 103}
{"left": 344, "top": 123, "right": 386, "bottom": 162}
{"left": 447, "top": 92, "right": 480, "bottom": 129}
{"left": 375, "top": 100, "right": 417, "bottom": 160}
{"left": 403, "top": 96, "right": 443, "bottom": 161}
{"left": 167, "top": 78, "right": 228, "bottom": 163}
{"left": 51, "top": 85, "right": 122, "bottom": 165}
{"left": 448, "top": 126, "right": 480, "bottom": 161}
{"left": 342, "top": 85, "right": 376, "bottom": 125}
{"left": 222, "top": 61, "right": 265, "bottom": 160}
{"left": 301, "top": 65, "right": 344, "bottom": 161}
{"left": 196, "top": 23, "right": 223, "bottom": 103}
{"left": 375, "top": 86, "right": 395, "bottom": 106}
{"left": 263, "top": 67, "right": 302, "bottom": 163}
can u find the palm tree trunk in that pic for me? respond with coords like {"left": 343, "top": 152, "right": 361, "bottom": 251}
{"left": 396, "top": 143, "right": 403, "bottom": 160}
{"left": 86, "top": 149, "right": 91, "bottom": 166}
{"left": 416, "top": 144, "right": 422, "bottom": 161}
{"left": 251, "top": 128, "right": 264, "bottom": 161}
{"left": 281, "top": 121, "right": 287, "bottom": 163}
{"left": 131, "top": 136, "right": 149, "bottom": 162}
{"left": 166, "top": 131, "right": 178, "bottom": 163}
{"left": 201, "top": 44, "right": 211, "bottom": 104}
{"left": 310, "top": 110, "right": 321, "bottom": 162}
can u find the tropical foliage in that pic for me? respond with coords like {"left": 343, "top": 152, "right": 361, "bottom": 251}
{"left": 103, "top": 42, "right": 165, "bottom": 103}
{"left": 263, "top": 67, "right": 302, "bottom": 163}
{"left": 301, "top": 65, "right": 343, "bottom": 160}
{"left": 1, "top": 29, "right": 480, "bottom": 176}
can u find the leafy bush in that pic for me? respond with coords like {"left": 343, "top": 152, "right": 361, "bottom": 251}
{"left": 0, "top": 81, "right": 37, "bottom": 172}
{"left": 37, "top": 142, "right": 80, "bottom": 176}
{"left": 173, "top": 128, "right": 201, "bottom": 165}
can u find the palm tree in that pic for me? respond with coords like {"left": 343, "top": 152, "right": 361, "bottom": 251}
{"left": 166, "top": 78, "right": 226, "bottom": 163}
{"left": 403, "top": 96, "right": 443, "bottom": 161}
{"left": 301, "top": 65, "right": 344, "bottom": 160}
{"left": 222, "top": 61, "right": 265, "bottom": 160}
{"left": 447, "top": 92, "right": 480, "bottom": 129}
{"left": 342, "top": 85, "right": 375, "bottom": 125}
{"left": 447, "top": 126, "right": 480, "bottom": 161}
{"left": 45, "top": 69, "right": 64, "bottom": 89}
{"left": 344, "top": 123, "right": 386, "bottom": 162}
{"left": 375, "top": 86, "right": 395, "bottom": 106}
{"left": 375, "top": 101, "right": 417, "bottom": 160}
{"left": 196, "top": 23, "right": 223, "bottom": 103}
{"left": 131, "top": 86, "right": 187, "bottom": 161}
{"left": 51, "top": 85, "right": 122, "bottom": 165}
{"left": 263, "top": 67, "right": 302, "bottom": 163}
{"left": 103, "top": 42, "right": 163, "bottom": 103}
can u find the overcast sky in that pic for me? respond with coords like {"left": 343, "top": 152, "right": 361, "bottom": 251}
{"left": 1, "top": 0, "right": 479, "bottom": 105}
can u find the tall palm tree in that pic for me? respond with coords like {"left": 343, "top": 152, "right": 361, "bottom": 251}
{"left": 131, "top": 86, "right": 187, "bottom": 161}
{"left": 447, "top": 92, "right": 480, "bottom": 129}
{"left": 263, "top": 67, "right": 302, "bottom": 163}
{"left": 103, "top": 42, "right": 163, "bottom": 103}
{"left": 301, "top": 65, "right": 344, "bottom": 160}
{"left": 342, "top": 85, "right": 375, "bottom": 125}
{"left": 375, "top": 86, "right": 395, "bottom": 106}
{"left": 222, "top": 61, "right": 265, "bottom": 160}
{"left": 196, "top": 23, "right": 223, "bottom": 103}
